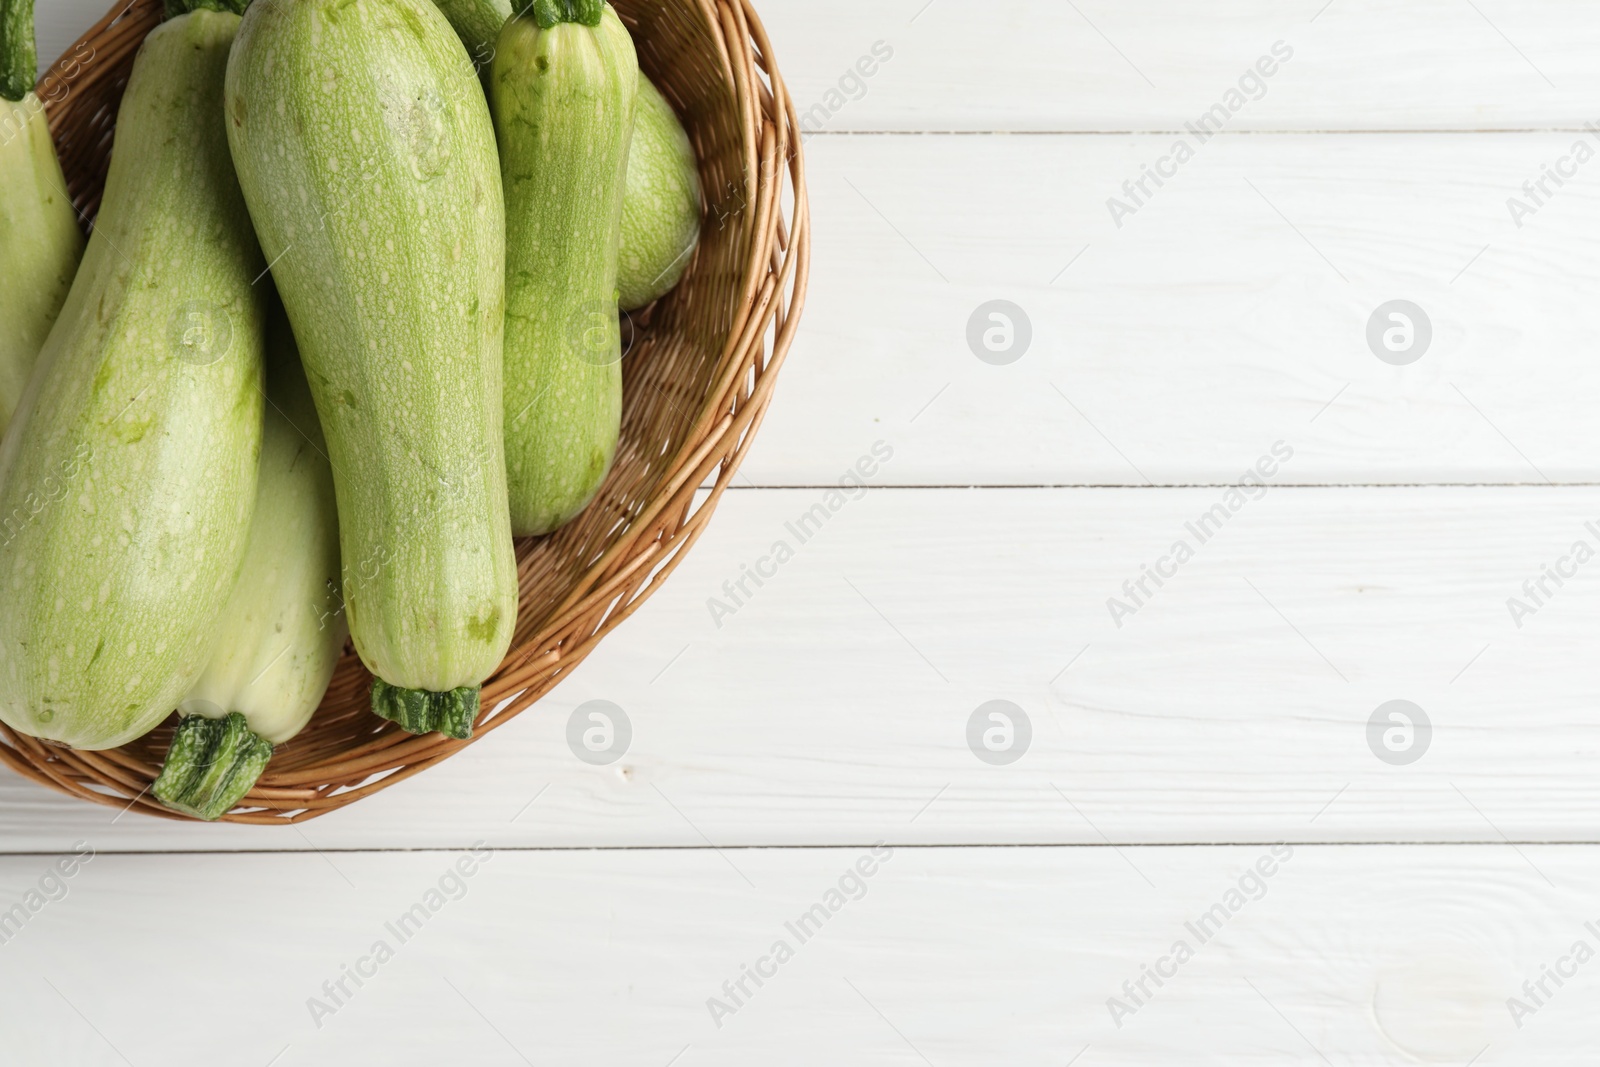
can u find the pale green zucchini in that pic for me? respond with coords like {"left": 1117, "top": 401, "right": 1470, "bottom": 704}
{"left": 491, "top": 0, "right": 637, "bottom": 536}
{"left": 618, "top": 73, "right": 700, "bottom": 310}
{"left": 154, "top": 306, "right": 345, "bottom": 820}
{"left": 226, "top": 0, "right": 518, "bottom": 739}
{"left": 432, "top": 0, "right": 511, "bottom": 71}
{"left": 0, "top": 9, "right": 265, "bottom": 751}
{"left": 0, "top": 0, "right": 86, "bottom": 436}
{"left": 426, "top": 0, "right": 699, "bottom": 311}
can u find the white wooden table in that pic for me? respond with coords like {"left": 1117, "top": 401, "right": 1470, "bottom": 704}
{"left": 11, "top": 1, "right": 1600, "bottom": 1062}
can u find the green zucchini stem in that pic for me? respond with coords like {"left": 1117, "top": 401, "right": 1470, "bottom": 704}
{"left": 517, "top": 0, "right": 604, "bottom": 29}
{"left": 163, "top": 0, "right": 252, "bottom": 19}
{"left": 371, "top": 680, "right": 481, "bottom": 740}
{"left": 0, "top": 0, "right": 35, "bottom": 103}
{"left": 153, "top": 712, "right": 275, "bottom": 821}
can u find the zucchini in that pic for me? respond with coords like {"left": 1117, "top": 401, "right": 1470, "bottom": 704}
{"left": 0, "top": 0, "right": 86, "bottom": 436}
{"left": 154, "top": 304, "right": 345, "bottom": 820}
{"left": 491, "top": 0, "right": 637, "bottom": 535}
{"left": 618, "top": 73, "right": 699, "bottom": 311}
{"left": 0, "top": 9, "right": 265, "bottom": 750}
{"left": 426, "top": 0, "right": 699, "bottom": 312}
{"left": 226, "top": 0, "right": 518, "bottom": 739}
{"left": 432, "top": 0, "right": 510, "bottom": 72}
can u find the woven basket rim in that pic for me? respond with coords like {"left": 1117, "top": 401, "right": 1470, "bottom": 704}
{"left": 0, "top": 0, "right": 809, "bottom": 823}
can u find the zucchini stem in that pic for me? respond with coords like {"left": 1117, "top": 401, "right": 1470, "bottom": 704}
{"left": 517, "top": 0, "right": 604, "bottom": 29}
{"left": 0, "top": 0, "right": 35, "bottom": 103}
{"left": 153, "top": 712, "right": 275, "bottom": 820}
{"left": 371, "top": 680, "right": 481, "bottom": 740}
{"left": 163, "top": 0, "right": 252, "bottom": 19}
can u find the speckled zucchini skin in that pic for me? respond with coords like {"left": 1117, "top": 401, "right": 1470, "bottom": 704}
{"left": 428, "top": 5, "right": 700, "bottom": 315}
{"left": 618, "top": 73, "right": 699, "bottom": 310}
{"left": 0, "top": 11, "right": 265, "bottom": 750}
{"left": 156, "top": 310, "right": 345, "bottom": 820}
{"left": 0, "top": 94, "right": 84, "bottom": 436}
{"left": 225, "top": 0, "right": 517, "bottom": 705}
{"left": 178, "top": 306, "right": 345, "bottom": 746}
{"left": 491, "top": 1, "right": 637, "bottom": 536}
{"left": 432, "top": 0, "right": 510, "bottom": 70}
{"left": 0, "top": 0, "right": 86, "bottom": 437}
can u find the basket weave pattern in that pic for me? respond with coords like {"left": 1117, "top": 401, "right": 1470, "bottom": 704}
{"left": 0, "top": 0, "right": 808, "bottom": 822}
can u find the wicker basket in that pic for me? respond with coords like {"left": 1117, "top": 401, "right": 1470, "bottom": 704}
{"left": 0, "top": 0, "right": 808, "bottom": 822}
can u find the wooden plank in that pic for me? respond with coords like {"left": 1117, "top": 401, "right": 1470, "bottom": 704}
{"left": 758, "top": 0, "right": 1600, "bottom": 132}
{"left": 1, "top": 486, "right": 1596, "bottom": 851}
{"left": 31, "top": 0, "right": 113, "bottom": 81}
{"left": 36, "top": 1, "right": 1600, "bottom": 131}
{"left": 744, "top": 130, "right": 1600, "bottom": 485}
{"left": 0, "top": 844, "right": 1594, "bottom": 1063}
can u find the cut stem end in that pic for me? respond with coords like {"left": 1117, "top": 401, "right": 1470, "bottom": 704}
{"left": 371, "top": 681, "right": 480, "bottom": 740}
{"left": 0, "top": 0, "right": 37, "bottom": 102}
{"left": 518, "top": 0, "right": 604, "bottom": 29}
{"left": 163, "top": 0, "right": 251, "bottom": 18}
{"left": 153, "top": 712, "right": 274, "bottom": 821}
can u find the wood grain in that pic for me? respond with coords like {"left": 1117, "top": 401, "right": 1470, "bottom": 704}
{"left": 0, "top": 845, "right": 1594, "bottom": 1064}
{"left": 756, "top": 0, "right": 1600, "bottom": 132}
{"left": 745, "top": 132, "right": 1600, "bottom": 486}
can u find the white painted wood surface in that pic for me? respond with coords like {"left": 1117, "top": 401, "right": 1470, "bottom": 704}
{"left": 751, "top": 131, "right": 1600, "bottom": 486}
{"left": 5, "top": 845, "right": 1600, "bottom": 1065}
{"left": 14, "top": 1, "right": 1600, "bottom": 1063}
{"left": 762, "top": 0, "right": 1600, "bottom": 132}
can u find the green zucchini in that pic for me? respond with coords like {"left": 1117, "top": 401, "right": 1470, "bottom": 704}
{"left": 491, "top": 0, "right": 637, "bottom": 536}
{"left": 618, "top": 73, "right": 699, "bottom": 310}
{"left": 0, "top": 0, "right": 86, "bottom": 436}
{"left": 0, "top": 9, "right": 265, "bottom": 750}
{"left": 432, "top": 0, "right": 510, "bottom": 72}
{"left": 154, "top": 305, "right": 345, "bottom": 820}
{"left": 226, "top": 0, "right": 518, "bottom": 739}
{"left": 426, "top": 0, "right": 699, "bottom": 312}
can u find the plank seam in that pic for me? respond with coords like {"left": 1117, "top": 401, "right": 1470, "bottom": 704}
{"left": 7, "top": 840, "right": 1600, "bottom": 857}
{"left": 722, "top": 482, "right": 1600, "bottom": 490}
{"left": 804, "top": 128, "right": 1600, "bottom": 136}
